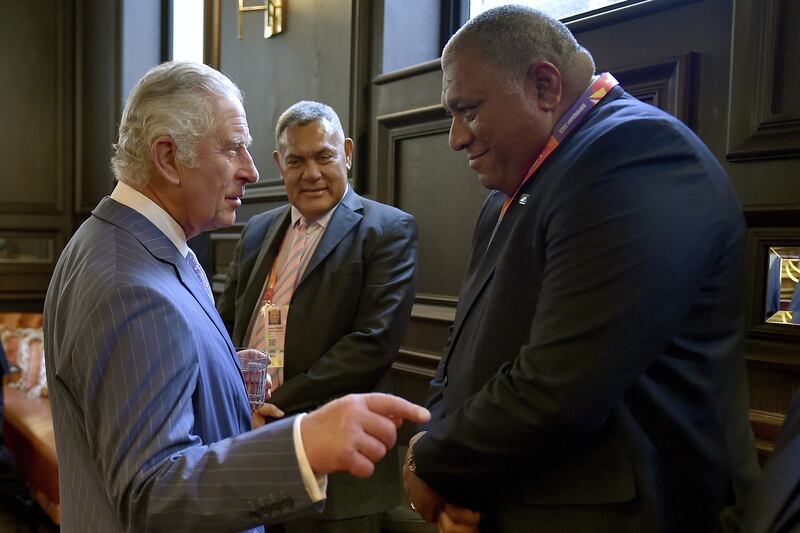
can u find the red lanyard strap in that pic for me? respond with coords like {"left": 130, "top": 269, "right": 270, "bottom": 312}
{"left": 498, "top": 72, "right": 619, "bottom": 220}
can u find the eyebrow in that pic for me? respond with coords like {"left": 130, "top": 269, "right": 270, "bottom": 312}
{"left": 228, "top": 131, "right": 253, "bottom": 147}
{"left": 441, "top": 91, "right": 465, "bottom": 113}
{"left": 285, "top": 147, "right": 337, "bottom": 160}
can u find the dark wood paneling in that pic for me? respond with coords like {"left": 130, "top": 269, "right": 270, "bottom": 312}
{"left": 376, "top": 106, "right": 486, "bottom": 299}
{"left": 578, "top": 0, "right": 732, "bottom": 157}
{"left": 611, "top": 53, "right": 698, "bottom": 127}
{"left": 0, "top": 1, "right": 74, "bottom": 306}
{"left": 727, "top": 0, "right": 800, "bottom": 161}
{"left": 751, "top": 408, "right": 784, "bottom": 462}
{"left": 735, "top": 0, "right": 800, "bottom": 436}
{"left": 348, "top": 0, "right": 374, "bottom": 191}
{"left": 747, "top": 359, "right": 800, "bottom": 415}
{"left": 0, "top": 1, "right": 72, "bottom": 218}
{"left": 209, "top": 225, "right": 243, "bottom": 295}
{"left": 75, "top": 0, "right": 120, "bottom": 214}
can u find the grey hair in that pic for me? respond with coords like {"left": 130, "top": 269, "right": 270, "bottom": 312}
{"left": 111, "top": 61, "right": 244, "bottom": 187}
{"left": 442, "top": 5, "right": 594, "bottom": 82}
{"left": 275, "top": 100, "right": 344, "bottom": 149}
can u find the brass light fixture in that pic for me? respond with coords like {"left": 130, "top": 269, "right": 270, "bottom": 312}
{"left": 238, "top": 0, "right": 284, "bottom": 39}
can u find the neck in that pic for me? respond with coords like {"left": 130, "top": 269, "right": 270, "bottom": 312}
{"left": 137, "top": 181, "right": 195, "bottom": 239}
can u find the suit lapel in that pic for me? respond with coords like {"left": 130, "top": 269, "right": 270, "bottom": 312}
{"left": 92, "top": 197, "right": 234, "bottom": 354}
{"left": 442, "top": 192, "right": 508, "bottom": 364}
{"left": 297, "top": 188, "right": 363, "bottom": 286}
{"left": 234, "top": 208, "right": 291, "bottom": 343}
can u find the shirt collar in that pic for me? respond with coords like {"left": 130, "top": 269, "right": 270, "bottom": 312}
{"left": 110, "top": 181, "right": 190, "bottom": 257}
{"left": 290, "top": 183, "right": 349, "bottom": 229}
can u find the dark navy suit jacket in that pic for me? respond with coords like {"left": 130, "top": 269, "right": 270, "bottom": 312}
{"left": 414, "top": 88, "right": 759, "bottom": 532}
{"left": 218, "top": 187, "right": 417, "bottom": 519}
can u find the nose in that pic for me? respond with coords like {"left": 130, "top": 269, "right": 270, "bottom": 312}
{"left": 240, "top": 147, "right": 259, "bottom": 184}
{"left": 448, "top": 116, "right": 471, "bottom": 151}
{"left": 302, "top": 161, "right": 323, "bottom": 181}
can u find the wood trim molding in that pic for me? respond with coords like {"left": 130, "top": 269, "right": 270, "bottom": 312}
{"left": 751, "top": 408, "right": 784, "bottom": 461}
{"left": 348, "top": 0, "right": 372, "bottom": 192}
{"left": 372, "top": 58, "right": 441, "bottom": 86}
{"left": 375, "top": 104, "right": 450, "bottom": 205}
{"left": 565, "top": 0, "right": 701, "bottom": 32}
{"left": 743, "top": 226, "right": 800, "bottom": 343}
{"left": 727, "top": 0, "right": 800, "bottom": 161}
{"left": 204, "top": 0, "right": 221, "bottom": 68}
{"left": 609, "top": 53, "right": 698, "bottom": 128}
{"left": 393, "top": 348, "right": 439, "bottom": 378}
{"left": 242, "top": 182, "right": 288, "bottom": 202}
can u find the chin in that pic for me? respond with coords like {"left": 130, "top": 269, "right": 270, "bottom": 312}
{"left": 478, "top": 174, "right": 499, "bottom": 191}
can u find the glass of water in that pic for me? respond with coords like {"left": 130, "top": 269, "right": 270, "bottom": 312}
{"left": 235, "top": 348, "right": 270, "bottom": 412}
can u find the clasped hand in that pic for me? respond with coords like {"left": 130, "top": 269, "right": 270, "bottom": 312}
{"left": 403, "top": 431, "right": 481, "bottom": 533}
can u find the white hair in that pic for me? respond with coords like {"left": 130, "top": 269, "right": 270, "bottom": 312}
{"left": 111, "top": 61, "right": 244, "bottom": 186}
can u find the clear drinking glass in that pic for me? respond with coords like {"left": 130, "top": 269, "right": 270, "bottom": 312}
{"left": 235, "top": 348, "right": 269, "bottom": 412}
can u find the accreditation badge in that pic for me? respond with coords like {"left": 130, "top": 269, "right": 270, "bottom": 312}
{"left": 260, "top": 302, "right": 287, "bottom": 389}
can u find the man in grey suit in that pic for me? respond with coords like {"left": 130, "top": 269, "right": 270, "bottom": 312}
{"left": 43, "top": 61, "right": 429, "bottom": 533}
{"left": 217, "top": 101, "right": 417, "bottom": 533}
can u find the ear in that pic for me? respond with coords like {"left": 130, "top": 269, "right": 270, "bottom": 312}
{"left": 526, "top": 61, "right": 563, "bottom": 112}
{"left": 343, "top": 138, "right": 354, "bottom": 170}
{"left": 151, "top": 135, "right": 182, "bottom": 186}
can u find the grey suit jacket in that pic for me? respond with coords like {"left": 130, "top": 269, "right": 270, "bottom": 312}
{"left": 218, "top": 188, "right": 417, "bottom": 519}
{"left": 44, "top": 197, "right": 317, "bottom": 532}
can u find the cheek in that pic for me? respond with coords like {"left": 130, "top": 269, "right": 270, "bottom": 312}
{"left": 283, "top": 176, "right": 301, "bottom": 197}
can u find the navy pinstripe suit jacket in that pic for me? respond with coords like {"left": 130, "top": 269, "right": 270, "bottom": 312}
{"left": 44, "top": 197, "right": 315, "bottom": 532}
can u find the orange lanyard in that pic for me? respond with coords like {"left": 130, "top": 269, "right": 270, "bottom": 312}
{"left": 498, "top": 72, "right": 619, "bottom": 221}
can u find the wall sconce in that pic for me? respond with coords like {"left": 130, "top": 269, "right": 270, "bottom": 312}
{"left": 238, "top": 0, "right": 284, "bottom": 39}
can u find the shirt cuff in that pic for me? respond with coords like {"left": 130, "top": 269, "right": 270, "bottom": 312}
{"left": 293, "top": 413, "right": 327, "bottom": 502}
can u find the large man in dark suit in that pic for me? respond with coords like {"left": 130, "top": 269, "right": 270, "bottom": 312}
{"left": 403, "top": 6, "right": 759, "bottom": 533}
{"left": 218, "top": 100, "right": 417, "bottom": 533}
{"left": 43, "top": 62, "right": 428, "bottom": 533}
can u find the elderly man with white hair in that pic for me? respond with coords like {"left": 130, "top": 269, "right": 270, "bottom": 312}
{"left": 44, "top": 61, "right": 429, "bottom": 533}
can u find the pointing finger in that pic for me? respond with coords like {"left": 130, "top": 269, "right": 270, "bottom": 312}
{"left": 362, "top": 393, "right": 430, "bottom": 424}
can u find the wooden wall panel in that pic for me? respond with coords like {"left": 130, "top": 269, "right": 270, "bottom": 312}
{"left": 611, "top": 53, "right": 698, "bottom": 128}
{"left": 0, "top": 0, "right": 74, "bottom": 309}
{"left": 730, "top": 0, "right": 800, "bottom": 455}
{"left": 74, "top": 0, "right": 120, "bottom": 215}
{"left": 0, "top": 1, "right": 72, "bottom": 217}
{"left": 727, "top": 0, "right": 800, "bottom": 161}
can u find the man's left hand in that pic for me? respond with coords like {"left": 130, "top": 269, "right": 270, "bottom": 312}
{"left": 438, "top": 503, "right": 481, "bottom": 533}
{"left": 252, "top": 403, "right": 285, "bottom": 429}
{"left": 403, "top": 431, "right": 444, "bottom": 522}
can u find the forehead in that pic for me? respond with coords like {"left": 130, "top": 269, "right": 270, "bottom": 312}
{"left": 281, "top": 120, "right": 341, "bottom": 152}
{"left": 442, "top": 50, "right": 498, "bottom": 107}
{"left": 212, "top": 95, "right": 249, "bottom": 136}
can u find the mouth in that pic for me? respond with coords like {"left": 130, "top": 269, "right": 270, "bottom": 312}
{"left": 224, "top": 194, "right": 243, "bottom": 207}
{"left": 301, "top": 187, "right": 327, "bottom": 195}
{"left": 468, "top": 151, "right": 488, "bottom": 168}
